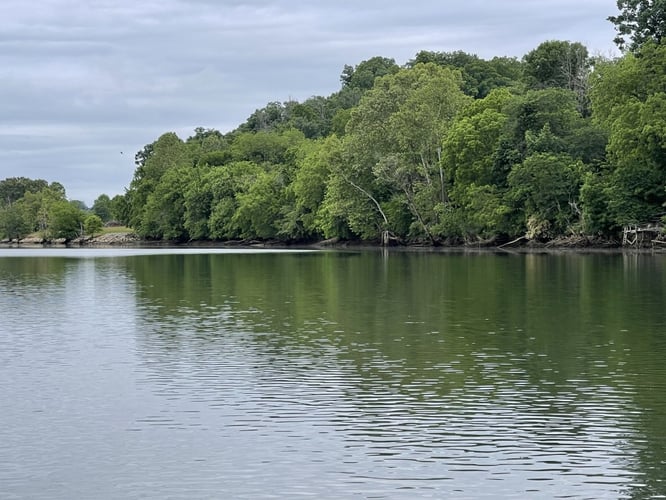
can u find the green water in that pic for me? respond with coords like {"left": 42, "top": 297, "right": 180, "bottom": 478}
{"left": 1, "top": 248, "right": 665, "bottom": 498}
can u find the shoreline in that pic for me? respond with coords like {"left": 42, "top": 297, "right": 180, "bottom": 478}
{"left": 2, "top": 231, "right": 664, "bottom": 253}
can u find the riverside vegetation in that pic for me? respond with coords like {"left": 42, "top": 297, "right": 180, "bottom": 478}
{"left": 2, "top": 1, "right": 666, "bottom": 247}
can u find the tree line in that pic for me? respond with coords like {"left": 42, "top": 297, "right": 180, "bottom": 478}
{"left": 2, "top": 1, "right": 665, "bottom": 245}
{"left": 0, "top": 177, "right": 124, "bottom": 241}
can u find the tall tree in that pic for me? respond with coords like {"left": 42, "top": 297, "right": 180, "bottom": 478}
{"left": 609, "top": 0, "right": 666, "bottom": 51}
{"left": 523, "top": 41, "right": 590, "bottom": 90}
{"left": 440, "top": 89, "right": 514, "bottom": 240}
{"left": 92, "top": 194, "right": 112, "bottom": 222}
{"left": 340, "top": 63, "right": 470, "bottom": 242}
{"left": 589, "top": 42, "right": 666, "bottom": 227}
{"left": 409, "top": 50, "right": 524, "bottom": 98}
{"left": 0, "top": 201, "right": 31, "bottom": 241}
{"left": 523, "top": 41, "right": 591, "bottom": 114}
{"left": 127, "top": 132, "right": 190, "bottom": 230}
{"left": 340, "top": 56, "right": 399, "bottom": 91}
{"left": 139, "top": 165, "right": 192, "bottom": 240}
{"left": 508, "top": 153, "right": 586, "bottom": 239}
{"left": 49, "top": 201, "right": 85, "bottom": 240}
{"left": 0, "top": 177, "right": 48, "bottom": 207}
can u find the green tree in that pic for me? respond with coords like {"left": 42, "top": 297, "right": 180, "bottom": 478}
{"left": 182, "top": 173, "right": 213, "bottom": 241}
{"left": 84, "top": 214, "right": 103, "bottom": 237}
{"left": 92, "top": 194, "right": 112, "bottom": 222}
{"left": 441, "top": 89, "right": 514, "bottom": 240}
{"left": 321, "top": 148, "right": 386, "bottom": 241}
{"left": 285, "top": 96, "right": 334, "bottom": 139}
{"left": 238, "top": 102, "right": 289, "bottom": 133}
{"left": 20, "top": 184, "right": 68, "bottom": 236}
{"left": 609, "top": 0, "right": 666, "bottom": 51}
{"left": 523, "top": 41, "right": 590, "bottom": 90}
{"left": 186, "top": 127, "right": 227, "bottom": 166}
{"left": 341, "top": 63, "right": 471, "bottom": 242}
{"left": 340, "top": 56, "right": 400, "bottom": 90}
{"left": 279, "top": 138, "right": 332, "bottom": 240}
{"left": 127, "top": 132, "right": 190, "bottom": 230}
{"left": 230, "top": 128, "right": 305, "bottom": 165}
{"left": 0, "top": 201, "right": 31, "bottom": 241}
{"left": 497, "top": 87, "right": 590, "bottom": 171}
{"left": 0, "top": 177, "right": 48, "bottom": 207}
{"left": 139, "top": 165, "right": 191, "bottom": 240}
{"left": 205, "top": 161, "right": 264, "bottom": 240}
{"left": 508, "top": 153, "right": 586, "bottom": 239}
{"left": 522, "top": 41, "right": 591, "bottom": 114}
{"left": 409, "top": 50, "right": 524, "bottom": 98}
{"left": 69, "top": 200, "right": 88, "bottom": 211}
{"left": 443, "top": 88, "right": 512, "bottom": 189}
{"left": 590, "top": 43, "right": 666, "bottom": 226}
{"left": 233, "top": 169, "right": 285, "bottom": 240}
{"left": 110, "top": 194, "right": 130, "bottom": 224}
{"left": 49, "top": 200, "right": 85, "bottom": 240}
{"left": 579, "top": 170, "right": 618, "bottom": 234}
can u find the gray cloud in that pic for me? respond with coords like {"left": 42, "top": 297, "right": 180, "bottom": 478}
{"left": 0, "top": 0, "right": 619, "bottom": 204}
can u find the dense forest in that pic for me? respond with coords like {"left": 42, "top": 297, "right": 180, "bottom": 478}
{"left": 2, "top": 1, "right": 665, "bottom": 245}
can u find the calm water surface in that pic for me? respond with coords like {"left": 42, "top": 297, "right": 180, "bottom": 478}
{"left": 1, "top": 248, "right": 665, "bottom": 499}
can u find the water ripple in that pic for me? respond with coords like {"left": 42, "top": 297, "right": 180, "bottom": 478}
{"left": 2, "top": 252, "right": 666, "bottom": 499}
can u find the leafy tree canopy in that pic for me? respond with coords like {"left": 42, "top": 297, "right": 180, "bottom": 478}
{"left": 0, "top": 177, "right": 48, "bottom": 207}
{"left": 609, "top": 0, "right": 666, "bottom": 51}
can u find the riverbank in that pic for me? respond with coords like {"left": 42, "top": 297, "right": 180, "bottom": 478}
{"left": 1, "top": 231, "right": 141, "bottom": 247}
{"left": 3, "top": 231, "right": 666, "bottom": 253}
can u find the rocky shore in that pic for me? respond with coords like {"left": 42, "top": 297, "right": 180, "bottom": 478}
{"left": 2, "top": 232, "right": 141, "bottom": 247}
{"left": 2, "top": 230, "right": 664, "bottom": 251}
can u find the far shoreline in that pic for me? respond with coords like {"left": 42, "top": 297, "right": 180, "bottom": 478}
{"left": 2, "top": 231, "right": 665, "bottom": 254}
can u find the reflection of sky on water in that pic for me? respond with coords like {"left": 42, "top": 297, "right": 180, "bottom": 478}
{"left": 0, "top": 251, "right": 664, "bottom": 498}
{"left": 0, "top": 247, "right": 315, "bottom": 258}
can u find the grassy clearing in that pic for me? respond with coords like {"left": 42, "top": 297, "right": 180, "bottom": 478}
{"left": 102, "top": 226, "right": 134, "bottom": 234}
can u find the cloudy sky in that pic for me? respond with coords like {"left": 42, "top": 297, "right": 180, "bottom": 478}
{"left": 1, "top": 0, "right": 620, "bottom": 205}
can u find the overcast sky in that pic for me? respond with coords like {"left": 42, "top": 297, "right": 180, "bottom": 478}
{"left": 1, "top": 0, "right": 620, "bottom": 205}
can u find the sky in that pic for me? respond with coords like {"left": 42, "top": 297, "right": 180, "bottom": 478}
{"left": 1, "top": 0, "right": 621, "bottom": 206}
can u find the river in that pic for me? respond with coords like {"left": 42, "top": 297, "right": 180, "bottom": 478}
{"left": 1, "top": 248, "right": 665, "bottom": 499}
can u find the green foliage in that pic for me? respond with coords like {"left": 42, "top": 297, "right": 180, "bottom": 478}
{"left": 408, "top": 50, "right": 524, "bottom": 98}
{"left": 339, "top": 63, "right": 471, "bottom": 242}
{"left": 508, "top": 153, "right": 586, "bottom": 238}
{"left": 580, "top": 171, "right": 618, "bottom": 234}
{"left": 0, "top": 177, "right": 48, "bottom": 207}
{"left": 590, "top": 43, "right": 666, "bottom": 226}
{"left": 206, "top": 161, "right": 264, "bottom": 240}
{"left": 92, "top": 194, "right": 112, "bottom": 222}
{"left": 182, "top": 175, "right": 213, "bottom": 241}
{"left": 69, "top": 200, "right": 88, "bottom": 211}
{"left": 19, "top": 31, "right": 666, "bottom": 247}
{"left": 240, "top": 102, "right": 288, "bottom": 133}
{"left": 231, "top": 129, "right": 305, "bottom": 165}
{"left": 451, "top": 184, "right": 512, "bottom": 240}
{"left": 508, "top": 88, "right": 582, "bottom": 153}
{"left": 523, "top": 41, "right": 590, "bottom": 90}
{"left": 609, "top": 0, "right": 666, "bottom": 51}
{"left": 340, "top": 56, "right": 400, "bottom": 90}
{"left": 234, "top": 169, "right": 285, "bottom": 240}
{"left": 280, "top": 137, "right": 338, "bottom": 239}
{"left": 0, "top": 201, "right": 31, "bottom": 241}
{"left": 84, "top": 214, "right": 104, "bottom": 237}
{"left": 49, "top": 200, "right": 85, "bottom": 240}
{"left": 443, "top": 89, "right": 512, "bottom": 187}
{"left": 19, "top": 184, "right": 68, "bottom": 236}
{"left": 139, "top": 165, "right": 191, "bottom": 240}
{"left": 127, "top": 132, "right": 190, "bottom": 230}
{"left": 110, "top": 194, "right": 130, "bottom": 224}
